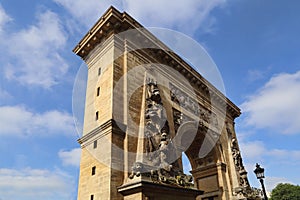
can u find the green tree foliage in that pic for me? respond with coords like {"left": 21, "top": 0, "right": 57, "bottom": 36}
{"left": 269, "top": 183, "right": 300, "bottom": 200}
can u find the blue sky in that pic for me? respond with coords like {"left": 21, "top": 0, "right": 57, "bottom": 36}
{"left": 1, "top": 0, "right": 300, "bottom": 199}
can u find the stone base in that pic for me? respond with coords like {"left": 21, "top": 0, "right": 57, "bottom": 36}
{"left": 118, "top": 180, "right": 203, "bottom": 200}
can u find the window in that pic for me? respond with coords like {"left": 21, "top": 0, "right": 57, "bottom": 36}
{"left": 97, "top": 87, "right": 100, "bottom": 96}
{"left": 98, "top": 67, "right": 101, "bottom": 76}
{"left": 91, "top": 194, "right": 94, "bottom": 200}
{"left": 92, "top": 166, "right": 96, "bottom": 175}
{"left": 93, "top": 140, "right": 97, "bottom": 149}
{"left": 95, "top": 111, "right": 99, "bottom": 120}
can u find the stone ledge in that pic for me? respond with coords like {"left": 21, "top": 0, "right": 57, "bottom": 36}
{"left": 78, "top": 119, "right": 126, "bottom": 145}
{"left": 118, "top": 179, "right": 203, "bottom": 199}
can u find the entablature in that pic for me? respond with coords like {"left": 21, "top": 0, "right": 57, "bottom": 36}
{"left": 73, "top": 6, "right": 241, "bottom": 120}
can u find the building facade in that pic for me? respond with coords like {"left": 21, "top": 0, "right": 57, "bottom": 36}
{"left": 73, "top": 6, "right": 258, "bottom": 200}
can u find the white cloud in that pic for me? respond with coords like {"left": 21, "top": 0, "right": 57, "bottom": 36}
{"left": 59, "top": 148, "right": 81, "bottom": 167}
{"left": 54, "top": 0, "right": 226, "bottom": 34}
{"left": 0, "top": 87, "right": 12, "bottom": 105}
{"left": 265, "top": 176, "right": 294, "bottom": 194}
{"left": 53, "top": 0, "right": 121, "bottom": 27}
{"left": 0, "top": 105, "right": 75, "bottom": 137}
{"left": 0, "top": 4, "right": 11, "bottom": 32}
{"left": 247, "top": 69, "right": 265, "bottom": 82}
{"left": 240, "top": 140, "right": 300, "bottom": 164}
{"left": 3, "top": 10, "right": 68, "bottom": 88}
{"left": 241, "top": 71, "right": 300, "bottom": 134}
{"left": 239, "top": 141, "right": 299, "bottom": 193}
{"left": 267, "top": 149, "right": 300, "bottom": 163}
{"left": 239, "top": 140, "right": 265, "bottom": 160}
{"left": 0, "top": 168, "right": 75, "bottom": 200}
{"left": 124, "top": 0, "right": 225, "bottom": 33}
{"left": 246, "top": 66, "right": 273, "bottom": 82}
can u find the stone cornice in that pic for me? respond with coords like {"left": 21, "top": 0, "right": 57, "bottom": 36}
{"left": 73, "top": 6, "right": 143, "bottom": 59}
{"left": 73, "top": 6, "right": 241, "bottom": 120}
{"left": 117, "top": 180, "right": 203, "bottom": 196}
{"left": 191, "top": 163, "right": 218, "bottom": 175}
{"left": 77, "top": 119, "right": 126, "bottom": 145}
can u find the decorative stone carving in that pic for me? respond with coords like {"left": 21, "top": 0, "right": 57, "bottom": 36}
{"left": 231, "top": 139, "right": 242, "bottom": 169}
{"left": 173, "top": 108, "right": 193, "bottom": 132}
{"left": 230, "top": 137, "right": 250, "bottom": 189}
{"left": 149, "top": 168, "right": 194, "bottom": 188}
{"left": 234, "top": 186, "right": 263, "bottom": 200}
{"left": 226, "top": 123, "right": 252, "bottom": 198}
{"left": 144, "top": 78, "right": 169, "bottom": 163}
{"left": 130, "top": 78, "right": 194, "bottom": 188}
{"left": 239, "top": 168, "right": 250, "bottom": 187}
{"left": 129, "top": 162, "right": 143, "bottom": 179}
{"left": 169, "top": 83, "right": 218, "bottom": 127}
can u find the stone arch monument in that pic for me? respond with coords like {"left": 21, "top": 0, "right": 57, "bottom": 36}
{"left": 74, "top": 6, "right": 257, "bottom": 200}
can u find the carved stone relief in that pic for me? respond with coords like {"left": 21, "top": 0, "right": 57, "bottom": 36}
{"left": 231, "top": 137, "right": 250, "bottom": 188}
{"left": 129, "top": 78, "right": 194, "bottom": 188}
{"left": 226, "top": 123, "right": 254, "bottom": 199}
{"left": 173, "top": 108, "right": 193, "bottom": 133}
{"left": 169, "top": 83, "right": 218, "bottom": 128}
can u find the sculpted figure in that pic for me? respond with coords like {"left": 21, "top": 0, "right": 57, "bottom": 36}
{"left": 159, "top": 132, "right": 172, "bottom": 172}
{"left": 129, "top": 162, "right": 143, "bottom": 179}
{"left": 147, "top": 80, "right": 161, "bottom": 104}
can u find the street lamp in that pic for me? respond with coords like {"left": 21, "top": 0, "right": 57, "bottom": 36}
{"left": 254, "top": 163, "right": 268, "bottom": 200}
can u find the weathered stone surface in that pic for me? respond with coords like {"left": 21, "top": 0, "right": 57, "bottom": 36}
{"left": 74, "top": 6, "right": 252, "bottom": 200}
